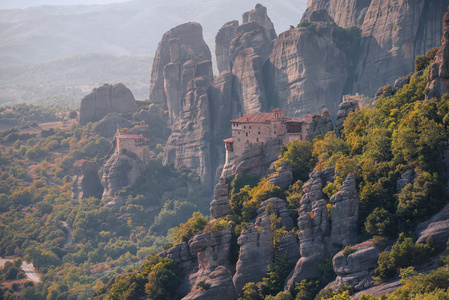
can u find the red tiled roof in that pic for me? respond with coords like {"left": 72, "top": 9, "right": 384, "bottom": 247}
{"left": 223, "top": 138, "right": 233, "bottom": 143}
{"left": 230, "top": 112, "right": 307, "bottom": 124}
{"left": 117, "top": 134, "right": 150, "bottom": 142}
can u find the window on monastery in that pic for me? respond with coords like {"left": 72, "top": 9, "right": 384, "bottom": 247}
{"left": 246, "top": 132, "right": 248, "bottom": 137}
{"left": 244, "top": 126, "right": 246, "bottom": 129}
{"left": 238, "top": 139, "right": 240, "bottom": 142}
{"left": 249, "top": 126, "right": 251, "bottom": 129}
{"left": 238, "top": 131, "right": 240, "bottom": 134}
{"left": 258, "top": 131, "right": 260, "bottom": 135}
{"left": 274, "top": 131, "right": 276, "bottom": 134}
{"left": 257, "top": 138, "right": 259, "bottom": 142}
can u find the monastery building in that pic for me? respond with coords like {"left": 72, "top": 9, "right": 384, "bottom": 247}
{"left": 224, "top": 109, "right": 311, "bottom": 163}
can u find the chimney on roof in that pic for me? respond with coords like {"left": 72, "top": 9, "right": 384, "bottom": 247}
{"left": 273, "top": 108, "right": 283, "bottom": 120}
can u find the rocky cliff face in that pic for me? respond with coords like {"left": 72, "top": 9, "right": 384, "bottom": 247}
{"left": 71, "top": 160, "right": 103, "bottom": 201}
{"left": 303, "top": 0, "right": 447, "bottom": 98}
{"left": 101, "top": 152, "right": 144, "bottom": 198}
{"left": 426, "top": 9, "right": 449, "bottom": 100}
{"left": 335, "top": 100, "right": 359, "bottom": 137}
{"left": 148, "top": 22, "right": 212, "bottom": 124}
{"left": 265, "top": 19, "right": 349, "bottom": 118}
{"left": 79, "top": 83, "right": 138, "bottom": 125}
{"left": 303, "top": 0, "right": 371, "bottom": 27}
{"left": 90, "top": 113, "right": 132, "bottom": 140}
{"left": 216, "top": 21, "right": 239, "bottom": 74}
{"left": 233, "top": 197, "right": 295, "bottom": 295}
{"left": 163, "top": 61, "right": 214, "bottom": 186}
{"left": 286, "top": 170, "right": 360, "bottom": 290}
{"left": 354, "top": 0, "right": 447, "bottom": 97}
{"left": 305, "top": 109, "right": 334, "bottom": 141}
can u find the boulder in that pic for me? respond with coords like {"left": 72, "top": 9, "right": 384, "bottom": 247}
{"left": 71, "top": 160, "right": 103, "bottom": 201}
{"left": 305, "top": 108, "right": 334, "bottom": 141}
{"left": 329, "top": 241, "right": 380, "bottom": 292}
{"left": 426, "top": 9, "right": 449, "bottom": 100}
{"left": 91, "top": 113, "right": 131, "bottom": 140}
{"left": 104, "top": 196, "right": 126, "bottom": 212}
{"left": 79, "top": 83, "right": 138, "bottom": 125}
{"left": 267, "top": 160, "right": 293, "bottom": 190}
{"left": 415, "top": 202, "right": 449, "bottom": 250}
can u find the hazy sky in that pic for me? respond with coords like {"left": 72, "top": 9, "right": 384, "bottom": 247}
{"left": 0, "top": 0, "right": 131, "bottom": 9}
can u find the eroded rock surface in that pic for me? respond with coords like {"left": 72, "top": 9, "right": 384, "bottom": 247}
{"left": 71, "top": 160, "right": 103, "bottom": 201}
{"left": 233, "top": 197, "right": 294, "bottom": 294}
{"left": 163, "top": 66, "right": 214, "bottom": 186}
{"left": 79, "top": 83, "right": 138, "bottom": 125}
{"left": 267, "top": 160, "right": 293, "bottom": 190}
{"left": 216, "top": 21, "right": 239, "bottom": 74}
{"left": 210, "top": 177, "right": 232, "bottom": 219}
{"left": 303, "top": 0, "right": 371, "bottom": 27}
{"left": 148, "top": 22, "right": 211, "bottom": 124}
{"left": 91, "top": 113, "right": 131, "bottom": 140}
{"left": 101, "top": 152, "right": 144, "bottom": 198}
{"left": 305, "top": 108, "right": 334, "bottom": 141}
{"left": 415, "top": 202, "right": 449, "bottom": 250}
{"left": 426, "top": 9, "right": 449, "bottom": 100}
{"left": 329, "top": 241, "right": 380, "bottom": 292}
{"left": 266, "top": 21, "right": 348, "bottom": 118}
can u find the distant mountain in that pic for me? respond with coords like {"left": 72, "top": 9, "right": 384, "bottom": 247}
{"left": 0, "top": 0, "right": 305, "bottom": 104}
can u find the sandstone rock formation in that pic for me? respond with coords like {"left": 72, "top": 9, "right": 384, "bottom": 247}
{"left": 265, "top": 20, "right": 348, "bottom": 118}
{"left": 303, "top": 0, "right": 371, "bottom": 27}
{"left": 286, "top": 170, "right": 360, "bottom": 290}
{"left": 329, "top": 173, "right": 359, "bottom": 250}
{"left": 267, "top": 160, "right": 293, "bottom": 190}
{"left": 79, "top": 83, "right": 138, "bottom": 125}
{"left": 215, "top": 21, "right": 239, "bottom": 74}
{"left": 305, "top": 108, "right": 334, "bottom": 141}
{"left": 71, "top": 160, "right": 103, "bottom": 201}
{"left": 91, "top": 113, "right": 132, "bottom": 140}
{"left": 329, "top": 241, "right": 380, "bottom": 292}
{"left": 242, "top": 4, "right": 277, "bottom": 42}
{"left": 101, "top": 152, "right": 144, "bottom": 198}
{"left": 233, "top": 197, "right": 294, "bottom": 294}
{"left": 182, "top": 227, "right": 235, "bottom": 300}
{"left": 335, "top": 100, "right": 359, "bottom": 137}
{"left": 232, "top": 48, "right": 267, "bottom": 114}
{"left": 148, "top": 22, "right": 212, "bottom": 124}
{"left": 163, "top": 64, "right": 214, "bottom": 186}
{"left": 354, "top": 0, "right": 447, "bottom": 97}
{"left": 104, "top": 196, "right": 126, "bottom": 212}
{"left": 396, "top": 169, "right": 417, "bottom": 193}
{"left": 304, "top": 1, "right": 446, "bottom": 98}
{"left": 210, "top": 177, "right": 232, "bottom": 219}
{"left": 426, "top": 9, "right": 449, "bottom": 100}
{"left": 415, "top": 202, "right": 449, "bottom": 250}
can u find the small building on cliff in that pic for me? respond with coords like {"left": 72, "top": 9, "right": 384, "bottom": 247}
{"left": 113, "top": 128, "right": 150, "bottom": 166}
{"left": 224, "top": 109, "right": 311, "bottom": 163}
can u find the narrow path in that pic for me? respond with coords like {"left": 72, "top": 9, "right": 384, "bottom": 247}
{"left": 61, "top": 221, "right": 73, "bottom": 248}
{"left": 0, "top": 258, "right": 40, "bottom": 282}
{"left": 21, "top": 261, "right": 40, "bottom": 282}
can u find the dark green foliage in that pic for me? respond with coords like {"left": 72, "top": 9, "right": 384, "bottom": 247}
{"left": 315, "top": 285, "right": 354, "bottom": 300}
{"left": 278, "top": 140, "right": 316, "bottom": 182}
{"left": 414, "top": 47, "right": 438, "bottom": 72}
{"left": 196, "top": 280, "right": 211, "bottom": 291}
{"left": 365, "top": 207, "right": 395, "bottom": 237}
{"left": 0, "top": 261, "right": 26, "bottom": 281}
{"left": 375, "top": 233, "right": 434, "bottom": 280}
{"left": 262, "top": 254, "right": 294, "bottom": 296}
{"left": 332, "top": 25, "right": 361, "bottom": 60}
{"left": 170, "top": 212, "right": 209, "bottom": 243}
{"left": 294, "top": 280, "right": 321, "bottom": 300}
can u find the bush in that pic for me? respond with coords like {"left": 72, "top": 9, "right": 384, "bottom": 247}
{"left": 196, "top": 280, "right": 211, "bottom": 291}
{"left": 170, "top": 212, "right": 208, "bottom": 243}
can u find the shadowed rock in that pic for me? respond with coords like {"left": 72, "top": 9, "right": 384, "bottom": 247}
{"left": 79, "top": 83, "right": 137, "bottom": 125}
{"left": 71, "top": 160, "right": 103, "bottom": 201}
